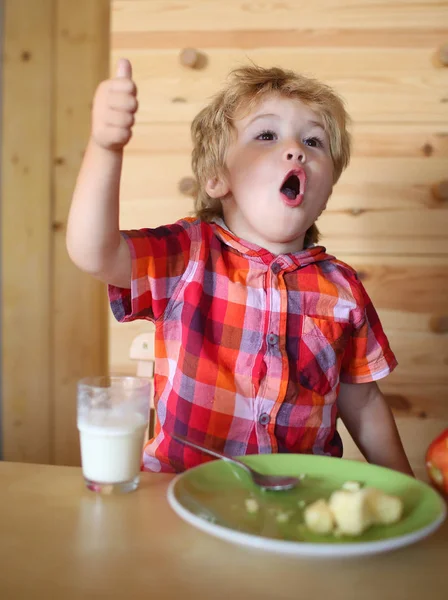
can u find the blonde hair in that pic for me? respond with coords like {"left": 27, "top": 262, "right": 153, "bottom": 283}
{"left": 191, "top": 64, "right": 351, "bottom": 246}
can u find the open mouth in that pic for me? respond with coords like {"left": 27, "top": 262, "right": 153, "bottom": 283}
{"left": 279, "top": 169, "right": 306, "bottom": 206}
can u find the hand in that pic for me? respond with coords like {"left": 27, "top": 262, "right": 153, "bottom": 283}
{"left": 91, "top": 58, "right": 138, "bottom": 151}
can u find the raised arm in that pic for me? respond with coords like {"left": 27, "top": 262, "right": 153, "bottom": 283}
{"left": 66, "top": 58, "right": 138, "bottom": 288}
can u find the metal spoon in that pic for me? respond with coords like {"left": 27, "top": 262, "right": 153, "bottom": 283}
{"left": 172, "top": 433, "right": 300, "bottom": 491}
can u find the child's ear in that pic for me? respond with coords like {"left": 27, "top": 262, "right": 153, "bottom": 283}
{"left": 205, "top": 175, "right": 229, "bottom": 199}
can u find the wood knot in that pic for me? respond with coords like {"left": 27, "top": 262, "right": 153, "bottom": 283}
{"left": 431, "top": 180, "right": 448, "bottom": 202}
{"left": 179, "top": 48, "right": 207, "bottom": 69}
{"left": 356, "top": 270, "right": 368, "bottom": 281}
{"left": 350, "top": 208, "right": 364, "bottom": 216}
{"left": 421, "top": 143, "right": 434, "bottom": 157}
{"left": 438, "top": 44, "right": 448, "bottom": 67}
{"left": 52, "top": 221, "right": 65, "bottom": 232}
{"left": 21, "top": 51, "right": 31, "bottom": 62}
{"left": 429, "top": 314, "right": 448, "bottom": 334}
{"left": 178, "top": 177, "right": 197, "bottom": 197}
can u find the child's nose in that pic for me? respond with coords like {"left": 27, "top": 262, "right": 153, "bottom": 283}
{"left": 284, "top": 145, "right": 306, "bottom": 163}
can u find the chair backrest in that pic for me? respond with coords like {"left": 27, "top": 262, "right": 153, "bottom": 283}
{"left": 129, "top": 332, "right": 155, "bottom": 409}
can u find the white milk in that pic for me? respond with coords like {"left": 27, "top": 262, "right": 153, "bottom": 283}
{"left": 78, "top": 412, "right": 147, "bottom": 483}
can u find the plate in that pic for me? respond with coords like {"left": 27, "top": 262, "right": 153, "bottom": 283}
{"left": 167, "top": 454, "right": 446, "bottom": 557}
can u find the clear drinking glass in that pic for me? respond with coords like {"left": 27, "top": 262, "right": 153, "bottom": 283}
{"left": 77, "top": 376, "right": 152, "bottom": 494}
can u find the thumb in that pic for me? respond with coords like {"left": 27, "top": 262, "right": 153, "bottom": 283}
{"left": 115, "top": 58, "right": 132, "bottom": 79}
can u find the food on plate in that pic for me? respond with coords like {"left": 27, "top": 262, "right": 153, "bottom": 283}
{"left": 328, "top": 489, "right": 375, "bottom": 536}
{"left": 303, "top": 499, "right": 335, "bottom": 534}
{"left": 341, "top": 480, "right": 363, "bottom": 492}
{"left": 275, "top": 510, "right": 293, "bottom": 523}
{"left": 244, "top": 498, "right": 260, "bottom": 513}
{"left": 304, "top": 484, "right": 403, "bottom": 536}
{"left": 367, "top": 488, "right": 403, "bottom": 525}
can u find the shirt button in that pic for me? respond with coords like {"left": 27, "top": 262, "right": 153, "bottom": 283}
{"left": 271, "top": 263, "right": 281, "bottom": 274}
{"left": 267, "top": 333, "right": 279, "bottom": 346}
{"left": 259, "top": 413, "right": 270, "bottom": 426}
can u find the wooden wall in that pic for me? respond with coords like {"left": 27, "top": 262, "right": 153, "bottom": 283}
{"left": 110, "top": 0, "right": 448, "bottom": 465}
{"left": 1, "top": 0, "right": 110, "bottom": 465}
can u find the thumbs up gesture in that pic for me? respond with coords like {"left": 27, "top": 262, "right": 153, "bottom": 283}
{"left": 91, "top": 58, "right": 138, "bottom": 151}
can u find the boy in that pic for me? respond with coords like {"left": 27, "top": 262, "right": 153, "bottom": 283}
{"left": 67, "top": 59, "right": 413, "bottom": 476}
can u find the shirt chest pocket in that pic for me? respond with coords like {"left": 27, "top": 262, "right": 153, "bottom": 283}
{"left": 298, "top": 316, "right": 351, "bottom": 397}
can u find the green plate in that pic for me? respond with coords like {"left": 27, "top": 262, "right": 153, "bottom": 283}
{"left": 167, "top": 454, "right": 446, "bottom": 557}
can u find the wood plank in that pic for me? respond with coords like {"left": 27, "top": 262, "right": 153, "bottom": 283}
{"left": 385, "top": 335, "right": 448, "bottom": 387}
{"left": 52, "top": 0, "right": 110, "bottom": 466}
{"left": 350, "top": 124, "right": 448, "bottom": 158}
{"left": 329, "top": 184, "right": 443, "bottom": 214}
{"left": 318, "top": 210, "right": 448, "bottom": 255}
{"left": 339, "top": 418, "right": 448, "bottom": 467}
{"left": 111, "top": 28, "right": 448, "bottom": 50}
{"left": 115, "top": 47, "right": 446, "bottom": 74}
{"left": 332, "top": 157, "right": 447, "bottom": 211}
{"left": 112, "top": 1, "right": 448, "bottom": 31}
{"left": 382, "top": 386, "right": 448, "bottom": 420}
{"left": 335, "top": 255, "right": 448, "bottom": 315}
{"left": 109, "top": 47, "right": 448, "bottom": 124}
{"left": 1, "top": 0, "right": 53, "bottom": 462}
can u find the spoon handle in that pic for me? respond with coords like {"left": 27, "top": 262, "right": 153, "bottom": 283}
{"left": 172, "top": 433, "right": 250, "bottom": 472}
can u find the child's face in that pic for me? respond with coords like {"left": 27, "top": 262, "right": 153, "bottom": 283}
{"left": 207, "top": 94, "right": 334, "bottom": 253}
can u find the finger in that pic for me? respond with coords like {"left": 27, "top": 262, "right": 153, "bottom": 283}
{"left": 116, "top": 58, "right": 132, "bottom": 79}
{"left": 106, "top": 111, "right": 135, "bottom": 129}
{"left": 105, "top": 127, "right": 133, "bottom": 149}
{"left": 108, "top": 93, "right": 138, "bottom": 113}
{"left": 110, "top": 77, "right": 137, "bottom": 96}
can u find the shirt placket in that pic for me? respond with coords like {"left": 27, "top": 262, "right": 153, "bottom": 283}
{"left": 256, "top": 257, "right": 290, "bottom": 451}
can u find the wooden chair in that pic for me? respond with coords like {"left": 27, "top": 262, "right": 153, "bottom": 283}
{"left": 130, "top": 331, "right": 156, "bottom": 438}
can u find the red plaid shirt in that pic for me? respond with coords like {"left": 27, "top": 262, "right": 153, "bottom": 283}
{"left": 109, "top": 218, "right": 397, "bottom": 473}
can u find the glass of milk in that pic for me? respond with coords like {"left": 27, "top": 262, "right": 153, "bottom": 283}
{"left": 77, "top": 376, "right": 152, "bottom": 494}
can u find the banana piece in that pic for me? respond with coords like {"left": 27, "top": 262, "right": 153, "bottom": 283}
{"left": 303, "top": 485, "right": 403, "bottom": 537}
{"left": 365, "top": 488, "right": 403, "bottom": 525}
{"left": 304, "top": 499, "right": 335, "bottom": 534}
{"left": 329, "top": 488, "right": 375, "bottom": 535}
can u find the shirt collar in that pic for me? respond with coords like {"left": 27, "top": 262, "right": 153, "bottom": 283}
{"left": 210, "top": 218, "right": 333, "bottom": 269}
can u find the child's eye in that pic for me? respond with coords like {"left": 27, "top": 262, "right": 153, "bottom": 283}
{"left": 256, "top": 130, "right": 277, "bottom": 141}
{"left": 304, "top": 136, "right": 324, "bottom": 148}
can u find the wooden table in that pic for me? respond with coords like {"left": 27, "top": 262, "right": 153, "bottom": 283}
{"left": 0, "top": 462, "right": 446, "bottom": 600}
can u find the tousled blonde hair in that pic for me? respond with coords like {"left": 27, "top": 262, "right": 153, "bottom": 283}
{"left": 191, "top": 64, "right": 351, "bottom": 247}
